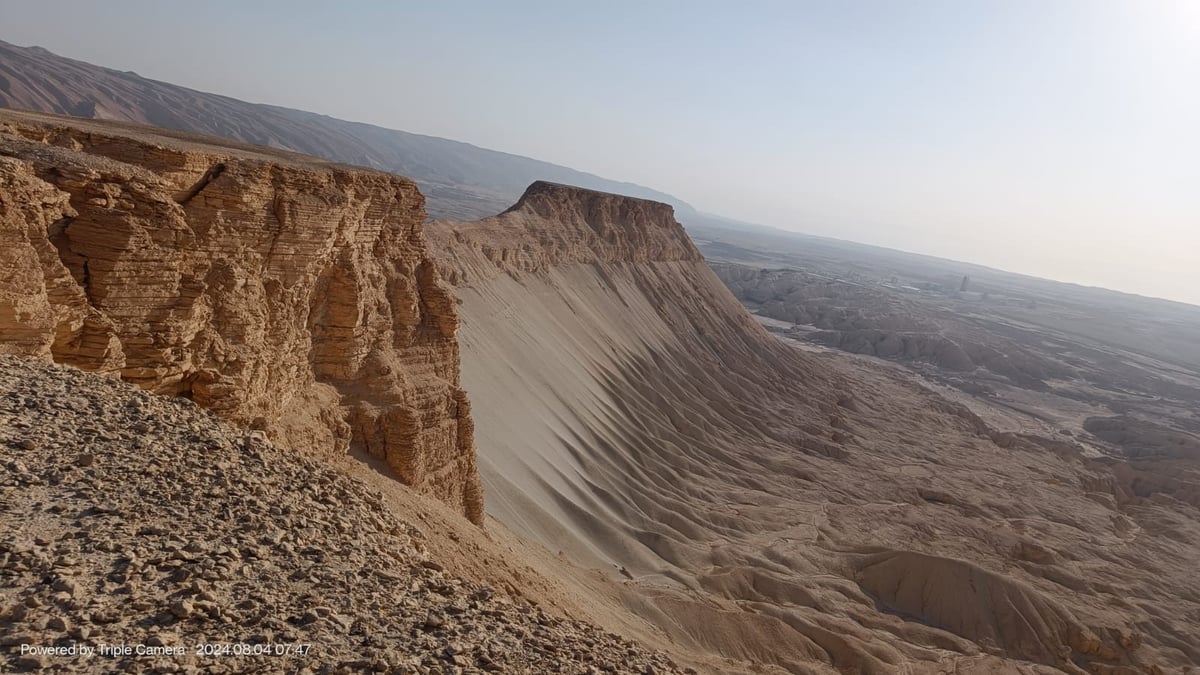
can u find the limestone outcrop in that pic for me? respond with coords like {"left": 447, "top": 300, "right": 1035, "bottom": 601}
{"left": 0, "top": 154, "right": 123, "bottom": 372}
{"left": 0, "top": 109, "right": 482, "bottom": 523}
{"left": 431, "top": 180, "right": 703, "bottom": 284}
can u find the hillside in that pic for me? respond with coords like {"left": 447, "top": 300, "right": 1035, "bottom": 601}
{"left": 0, "top": 39, "right": 693, "bottom": 221}
{"left": 428, "top": 183, "right": 1200, "bottom": 672}
{"left": 0, "top": 354, "right": 684, "bottom": 674}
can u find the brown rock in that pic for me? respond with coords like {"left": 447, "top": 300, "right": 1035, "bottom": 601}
{"left": 0, "top": 109, "right": 482, "bottom": 523}
{"left": 14, "top": 654, "right": 46, "bottom": 671}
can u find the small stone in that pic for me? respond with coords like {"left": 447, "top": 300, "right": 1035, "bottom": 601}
{"left": 147, "top": 633, "right": 176, "bottom": 647}
{"left": 170, "top": 599, "right": 194, "bottom": 618}
{"left": 330, "top": 614, "right": 353, "bottom": 631}
{"left": 423, "top": 611, "right": 445, "bottom": 629}
{"left": 15, "top": 654, "right": 46, "bottom": 670}
{"left": 89, "top": 608, "right": 119, "bottom": 624}
{"left": 0, "top": 632, "right": 34, "bottom": 647}
{"left": 47, "top": 616, "right": 70, "bottom": 632}
{"left": 193, "top": 600, "right": 219, "bottom": 617}
{"left": 5, "top": 603, "right": 29, "bottom": 622}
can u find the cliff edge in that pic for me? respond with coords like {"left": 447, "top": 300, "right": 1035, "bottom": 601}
{"left": 0, "top": 109, "right": 482, "bottom": 523}
{"left": 431, "top": 180, "right": 702, "bottom": 282}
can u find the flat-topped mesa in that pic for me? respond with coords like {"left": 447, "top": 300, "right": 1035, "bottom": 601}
{"left": 0, "top": 109, "right": 482, "bottom": 524}
{"left": 428, "top": 179, "right": 793, "bottom": 373}
{"left": 430, "top": 181, "right": 701, "bottom": 283}
{"left": 504, "top": 180, "right": 701, "bottom": 261}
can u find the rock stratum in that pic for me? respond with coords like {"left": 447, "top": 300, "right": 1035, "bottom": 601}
{"left": 428, "top": 184, "right": 1199, "bottom": 672}
{"left": 0, "top": 109, "right": 481, "bottom": 523}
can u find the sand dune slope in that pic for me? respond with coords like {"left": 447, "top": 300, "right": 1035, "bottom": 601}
{"left": 427, "top": 182, "right": 1200, "bottom": 673}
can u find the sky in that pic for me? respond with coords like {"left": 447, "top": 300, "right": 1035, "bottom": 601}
{"left": 4, "top": 0, "right": 1199, "bottom": 304}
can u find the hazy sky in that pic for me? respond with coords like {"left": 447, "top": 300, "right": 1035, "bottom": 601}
{"left": 5, "top": 0, "right": 1198, "bottom": 304}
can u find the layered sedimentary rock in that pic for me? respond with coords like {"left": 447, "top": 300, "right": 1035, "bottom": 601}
{"left": 434, "top": 180, "right": 703, "bottom": 281}
{"left": 0, "top": 109, "right": 481, "bottom": 523}
{"left": 0, "top": 154, "right": 123, "bottom": 372}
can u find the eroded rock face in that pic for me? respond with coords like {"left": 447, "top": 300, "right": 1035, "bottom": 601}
{"left": 0, "top": 109, "right": 482, "bottom": 524}
{"left": 0, "top": 155, "right": 124, "bottom": 372}
{"left": 431, "top": 180, "right": 703, "bottom": 284}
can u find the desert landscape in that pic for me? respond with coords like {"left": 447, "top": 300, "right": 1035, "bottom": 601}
{"left": 1, "top": 27, "right": 1198, "bottom": 675}
{"left": 698, "top": 223, "right": 1200, "bottom": 472}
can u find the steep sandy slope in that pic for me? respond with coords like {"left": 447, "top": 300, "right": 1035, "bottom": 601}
{"left": 428, "top": 183, "right": 1200, "bottom": 673}
{"left": 0, "top": 109, "right": 480, "bottom": 522}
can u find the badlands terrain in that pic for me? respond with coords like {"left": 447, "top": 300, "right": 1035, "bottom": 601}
{"left": 1, "top": 106, "right": 1198, "bottom": 675}
{"left": 697, "top": 223, "right": 1200, "bottom": 487}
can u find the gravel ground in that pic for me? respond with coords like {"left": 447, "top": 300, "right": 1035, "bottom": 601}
{"left": 0, "top": 355, "right": 685, "bottom": 675}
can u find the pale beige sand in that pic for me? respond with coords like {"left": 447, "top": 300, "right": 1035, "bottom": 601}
{"left": 426, "top": 183, "right": 1200, "bottom": 673}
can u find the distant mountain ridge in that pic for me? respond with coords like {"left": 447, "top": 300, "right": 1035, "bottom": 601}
{"left": 0, "top": 39, "right": 694, "bottom": 220}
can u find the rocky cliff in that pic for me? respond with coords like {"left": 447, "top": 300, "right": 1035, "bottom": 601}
{"left": 0, "top": 109, "right": 482, "bottom": 523}
{"left": 432, "top": 180, "right": 703, "bottom": 282}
